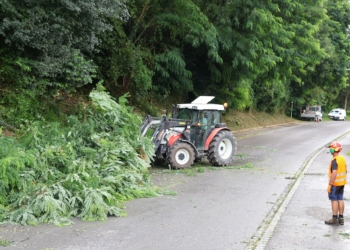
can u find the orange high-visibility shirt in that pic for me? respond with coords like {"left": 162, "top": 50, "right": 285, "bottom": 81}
{"left": 328, "top": 155, "right": 347, "bottom": 186}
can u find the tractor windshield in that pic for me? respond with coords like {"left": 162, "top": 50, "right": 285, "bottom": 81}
{"left": 176, "top": 109, "right": 221, "bottom": 127}
{"left": 176, "top": 109, "right": 199, "bottom": 123}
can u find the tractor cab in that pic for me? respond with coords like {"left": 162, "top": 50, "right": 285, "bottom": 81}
{"left": 174, "top": 96, "right": 224, "bottom": 150}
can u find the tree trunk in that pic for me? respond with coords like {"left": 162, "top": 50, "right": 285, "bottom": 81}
{"left": 344, "top": 87, "right": 349, "bottom": 110}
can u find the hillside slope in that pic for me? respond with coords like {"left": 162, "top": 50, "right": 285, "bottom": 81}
{"left": 223, "top": 110, "right": 299, "bottom": 131}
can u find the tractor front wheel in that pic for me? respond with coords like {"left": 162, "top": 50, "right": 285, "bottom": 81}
{"left": 167, "top": 142, "right": 195, "bottom": 169}
{"left": 207, "top": 131, "right": 236, "bottom": 166}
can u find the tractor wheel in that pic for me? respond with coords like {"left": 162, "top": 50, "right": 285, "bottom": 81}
{"left": 166, "top": 142, "right": 195, "bottom": 169}
{"left": 207, "top": 130, "right": 236, "bottom": 166}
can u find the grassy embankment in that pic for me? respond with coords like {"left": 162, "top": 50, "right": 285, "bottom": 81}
{"left": 223, "top": 110, "right": 299, "bottom": 131}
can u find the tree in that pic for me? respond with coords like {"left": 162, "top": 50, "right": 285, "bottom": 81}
{"left": 289, "top": 0, "right": 350, "bottom": 110}
{"left": 95, "top": 0, "right": 221, "bottom": 103}
{"left": 0, "top": 0, "right": 129, "bottom": 92}
{"left": 191, "top": 0, "right": 327, "bottom": 112}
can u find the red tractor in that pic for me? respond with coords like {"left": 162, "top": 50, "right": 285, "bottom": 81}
{"left": 140, "top": 96, "right": 237, "bottom": 169}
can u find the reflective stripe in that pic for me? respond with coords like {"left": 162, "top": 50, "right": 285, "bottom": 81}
{"left": 335, "top": 178, "right": 346, "bottom": 183}
{"left": 337, "top": 173, "right": 346, "bottom": 176}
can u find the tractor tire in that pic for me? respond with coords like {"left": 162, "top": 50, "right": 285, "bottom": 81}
{"left": 207, "top": 130, "right": 236, "bottom": 166}
{"left": 166, "top": 142, "right": 195, "bottom": 169}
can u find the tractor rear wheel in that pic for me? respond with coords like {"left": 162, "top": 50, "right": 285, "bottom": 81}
{"left": 207, "top": 130, "right": 236, "bottom": 166}
{"left": 167, "top": 142, "right": 195, "bottom": 169}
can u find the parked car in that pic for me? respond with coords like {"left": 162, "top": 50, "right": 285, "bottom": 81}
{"left": 328, "top": 108, "right": 346, "bottom": 121}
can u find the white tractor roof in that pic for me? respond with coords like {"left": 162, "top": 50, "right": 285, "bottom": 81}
{"left": 177, "top": 96, "right": 225, "bottom": 111}
{"left": 191, "top": 96, "right": 215, "bottom": 104}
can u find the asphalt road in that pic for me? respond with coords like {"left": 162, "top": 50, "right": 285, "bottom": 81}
{"left": 1, "top": 121, "right": 350, "bottom": 250}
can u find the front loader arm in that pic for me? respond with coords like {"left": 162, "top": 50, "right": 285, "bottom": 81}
{"left": 140, "top": 115, "right": 161, "bottom": 137}
{"left": 151, "top": 117, "right": 190, "bottom": 148}
{"left": 141, "top": 114, "right": 190, "bottom": 141}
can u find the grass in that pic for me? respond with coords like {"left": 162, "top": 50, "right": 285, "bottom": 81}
{"left": 152, "top": 165, "right": 208, "bottom": 176}
{"left": 223, "top": 163, "right": 255, "bottom": 169}
{"left": 151, "top": 161, "right": 255, "bottom": 176}
{"left": 181, "top": 166, "right": 206, "bottom": 176}
{"left": 236, "top": 153, "right": 250, "bottom": 159}
{"left": 321, "top": 116, "right": 332, "bottom": 122}
{"left": 223, "top": 110, "right": 298, "bottom": 131}
{"left": 0, "top": 239, "right": 12, "bottom": 247}
{"left": 339, "top": 231, "right": 350, "bottom": 239}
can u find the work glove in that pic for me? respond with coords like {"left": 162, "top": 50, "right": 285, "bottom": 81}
{"left": 327, "top": 184, "right": 332, "bottom": 194}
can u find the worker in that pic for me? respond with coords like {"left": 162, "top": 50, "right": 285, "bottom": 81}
{"left": 325, "top": 142, "right": 347, "bottom": 225}
{"left": 198, "top": 111, "right": 208, "bottom": 128}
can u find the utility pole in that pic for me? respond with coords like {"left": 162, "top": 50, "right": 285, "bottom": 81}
{"left": 291, "top": 101, "right": 293, "bottom": 118}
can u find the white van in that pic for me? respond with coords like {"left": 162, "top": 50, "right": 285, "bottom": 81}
{"left": 328, "top": 108, "right": 346, "bottom": 121}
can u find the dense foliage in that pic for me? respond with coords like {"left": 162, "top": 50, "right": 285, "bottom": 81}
{"left": 0, "top": 86, "right": 157, "bottom": 225}
{"left": 0, "top": 0, "right": 128, "bottom": 91}
{"left": 1, "top": 0, "right": 349, "bottom": 117}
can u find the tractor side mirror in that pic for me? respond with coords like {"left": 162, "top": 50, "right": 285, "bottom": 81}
{"left": 204, "top": 111, "right": 208, "bottom": 118}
